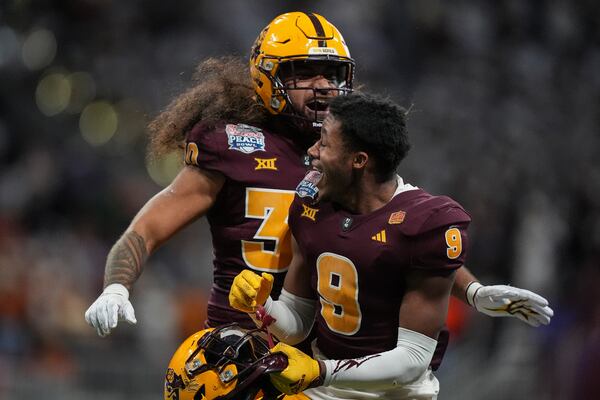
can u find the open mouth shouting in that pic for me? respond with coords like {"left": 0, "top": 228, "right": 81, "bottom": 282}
{"left": 304, "top": 97, "right": 330, "bottom": 120}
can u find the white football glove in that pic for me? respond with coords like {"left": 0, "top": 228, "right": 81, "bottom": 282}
{"left": 466, "top": 282, "right": 553, "bottom": 327}
{"left": 84, "top": 283, "right": 137, "bottom": 337}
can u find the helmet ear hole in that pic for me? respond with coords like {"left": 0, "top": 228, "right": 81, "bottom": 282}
{"left": 270, "top": 98, "right": 281, "bottom": 110}
{"left": 263, "top": 60, "right": 275, "bottom": 71}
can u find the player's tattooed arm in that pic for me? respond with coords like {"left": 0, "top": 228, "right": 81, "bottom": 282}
{"left": 103, "top": 230, "right": 149, "bottom": 291}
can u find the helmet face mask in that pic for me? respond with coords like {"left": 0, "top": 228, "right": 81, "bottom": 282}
{"left": 164, "top": 323, "right": 288, "bottom": 400}
{"left": 250, "top": 12, "right": 355, "bottom": 131}
{"left": 278, "top": 60, "right": 350, "bottom": 85}
{"left": 276, "top": 59, "right": 353, "bottom": 129}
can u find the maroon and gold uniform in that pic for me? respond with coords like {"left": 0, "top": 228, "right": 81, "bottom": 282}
{"left": 185, "top": 121, "right": 307, "bottom": 328}
{"left": 289, "top": 185, "right": 470, "bottom": 362}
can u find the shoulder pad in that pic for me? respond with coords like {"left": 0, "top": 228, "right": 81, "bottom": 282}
{"left": 185, "top": 121, "right": 226, "bottom": 143}
{"left": 398, "top": 195, "right": 471, "bottom": 236}
{"left": 182, "top": 121, "right": 227, "bottom": 169}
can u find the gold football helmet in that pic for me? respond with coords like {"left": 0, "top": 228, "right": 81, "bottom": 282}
{"left": 250, "top": 12, "right": 354, "bottom": 125}
{"left": 164, "top": 323, "right": 290, "bottom": 400}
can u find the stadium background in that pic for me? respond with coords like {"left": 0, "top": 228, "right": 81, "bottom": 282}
{"left": 1, "top": 0, "right": 599, "bottom": 399}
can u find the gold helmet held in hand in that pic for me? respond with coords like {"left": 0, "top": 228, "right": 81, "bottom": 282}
{"left": 164, "top": 323, "right": 308, "bottom": 400}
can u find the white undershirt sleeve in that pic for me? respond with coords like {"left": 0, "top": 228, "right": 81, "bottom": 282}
{"left": 248, "top": 289, "right": 318, "bottom": 345}
{"left": 321, "top": 327, "right": 437, "bottom": 391}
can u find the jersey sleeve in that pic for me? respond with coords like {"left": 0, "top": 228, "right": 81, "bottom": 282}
{"left": 288, "top": 195, "right": 304, "bottom": 238}
{"left": 184, "top": 122, "right": 227, "bottom": 173}
{"left": 408, "top": 206, "right": 470, "bottom": 271}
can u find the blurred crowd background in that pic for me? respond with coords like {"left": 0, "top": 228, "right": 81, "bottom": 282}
{"left": 1, "top": 0, "right": 599, "bottom": 399}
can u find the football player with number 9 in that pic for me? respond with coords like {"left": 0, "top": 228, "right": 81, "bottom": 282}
{"left": 83, "top": 11, "right": 552, "bottom": 399}
{"left": 229, "top": 93, "right": 553, "bottom": 399}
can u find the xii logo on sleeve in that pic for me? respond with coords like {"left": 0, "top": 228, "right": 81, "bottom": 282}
{"left": 225, "top": 124, "right": 266, "bottom": 154}
{"left": 301, "top": 204, "right": 319, "bottom": 221}
{"left": 255, "top": 158, "right": 277, "bottom": 170}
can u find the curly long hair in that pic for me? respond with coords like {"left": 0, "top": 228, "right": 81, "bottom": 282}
{"left": 147, "top": 56, "right": 269, "bottom": 159}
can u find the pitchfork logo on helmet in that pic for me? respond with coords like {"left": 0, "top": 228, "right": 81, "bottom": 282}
{"left": 250, "top": 12, "right": 355, "bottom": 127}
{"left": 164, "top": 323, "right": 289, "bottom": 400}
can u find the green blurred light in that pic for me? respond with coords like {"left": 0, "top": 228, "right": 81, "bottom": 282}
{"left": 67, "top": 72, "right": 96, "bottom": 113}
{"left": 22, "top": 29, "right": 57, "bottom": 70}
{"left": 146, "top": 151, "right": 183, "bottom": 187}
{"left": 35, "top": 73, "right": 71, "bottom": 116}
{"left": 80, "top": 101, "right": 118, "bottom": 146}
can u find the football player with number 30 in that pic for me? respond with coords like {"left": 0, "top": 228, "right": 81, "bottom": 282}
{"left": 85, "top": 12, "right": 355, "bottom": 337}
{"left": 84, "top": 12, "right": 552, "bottom": 399}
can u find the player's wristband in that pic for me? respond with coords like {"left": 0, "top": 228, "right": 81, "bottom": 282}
{"left": 309, "top": 360, "right": 326, "bottom": 389}
{"left": 465, "top": 281, "right": 483, "bottom": 306}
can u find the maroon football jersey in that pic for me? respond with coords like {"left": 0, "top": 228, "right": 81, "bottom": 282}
{"left": 289, "top": 187, "right": 470, "bottom": 361}
{"left": 185, "top": 121, "right": 307, "bottom": 328}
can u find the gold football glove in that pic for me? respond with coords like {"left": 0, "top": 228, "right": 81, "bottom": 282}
{"left": 229, "top": 269, "right": 274, "bottom": 313}
{"left": 269, "top": 342, "right": 323, "bottom": 395}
